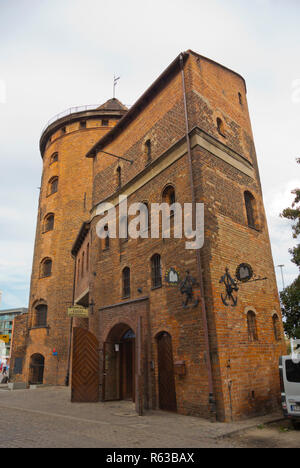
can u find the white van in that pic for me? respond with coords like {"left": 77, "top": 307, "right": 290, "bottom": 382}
{"left": 279, "top": 356, "right": 300, "bottom": 428}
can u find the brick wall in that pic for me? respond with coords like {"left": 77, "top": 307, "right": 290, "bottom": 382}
{"left": 13, "top": 114, "right": 124, "bottom": 386}
{"left": 86, "top": 51, "right": 286, "bottom": 421}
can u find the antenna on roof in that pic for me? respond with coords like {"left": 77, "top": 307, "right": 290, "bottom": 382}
{"left": 113, "top": 75, "right": 120, "bottom": 99}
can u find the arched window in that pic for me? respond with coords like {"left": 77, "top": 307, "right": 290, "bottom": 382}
{"left": 145, "top": 139, "right": 152, "bottom": 163}
{"left": 247, "top": 310, "right": 258, "bottom": 342}
{"left": 48, "top": 177, "right": 58, "bottom": 196}
{"left": 50, "top": 152, "right": 58, "bottom": 164}
{"left": 273, "top": 314, "right": 281, "bottom": 341}
{"left": 40, "top": 258, "right": 52, "bottom": 278}
{"left": 122, "top": 267, "right": 131, "bottom": 298}
{"left": 35, "top": 304, "right": 47, "bottom": 328}
{"left": 44, "top": 213, "right": 54, "bottom": 232}
{"left": 217, "top": 117, "right": 225, "bottom": 136}
{"left": 162, "top": 185, "right": 176, "bottom": 206}
{"left": 244, "top": 191, "right": 256, "bottom": 229}
{"left": 151, "top": 254, "right": 162, "bottom": 288}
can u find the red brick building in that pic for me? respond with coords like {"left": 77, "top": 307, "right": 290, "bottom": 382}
{"left": 10, "top": 99, "right": 127, "bottom": 386}
{"left": 11, "top": 50, "right": 286, "bottom": 421}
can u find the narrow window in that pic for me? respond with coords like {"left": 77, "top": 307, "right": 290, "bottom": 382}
{"left": 244, "top": 191, "right": 256, "bottom": 229}
{"left": 104, "top": 225, "right": 110, "bottom": 249}
{"left": 122, "top": 267, "right": 131, "bottom": 298}
{"left": 142, "top": 202, "right": 150, "bottom": 231}
{"left": 86, "top": 244, "right": 89, "bottom": 271}
{"left": 238, "top": 92, "right": 243, "bottom": 105}
{"left": 162, "top": 185, "right": 176, "bottom": 206}
{"left": 102, "top": 119, "right": 109, "bottom": 126}
{"left": 61, "top": 126, "right": 66, "bottom": 134}
{"left": 145, "top": 140, "right": 152, "bottom": 163}
{"left": 50, "top": 152, "right": 58, "bottom": 164}
{"left": 82, "top": 252, "right": 85, "bottom": 277}
{"left": 78, "top": 259, "right": 81, "bottom": 280}
{"left": 247, "top": 311, "right": 258, "bottom": 342}
{"left": 116, "top": 165, "right": 121, "bottom": 189}
{"left": 41, "top": 259, "right": 52, "bottom": 278}
{"left": 80, "top": 121, "right": 86, "bottom": 129}
{"left": 35, "top": 305, "right": 47, "bottom": 328}
{"left": 44, "top": 214, "right": 54, "bottom": 232}
{"left": 49, "top": 177, "right": 58, "bottom": 195}
{"left": 151, "top": 254, "right": 162, "bottom": 288}
{"left": 273, "top": 314, "right": 281, "bottom": 341}
{"left": 217, "top": 117, "right": 225, "bottom": 136}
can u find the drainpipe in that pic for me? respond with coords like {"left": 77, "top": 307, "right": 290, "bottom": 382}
{"left": 65, "top": 256, "right": 76, "bottom": 386}
{"left": 179, "top": 53, "right": 216, "bottom": 421}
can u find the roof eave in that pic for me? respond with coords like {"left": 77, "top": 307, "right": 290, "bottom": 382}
{"left": 85, "top": 51, "right": 189, "bottom": 158}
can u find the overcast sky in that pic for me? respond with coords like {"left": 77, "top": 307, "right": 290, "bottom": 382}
{"left": 0, "top": 0, "right": 299, "bottom": 310}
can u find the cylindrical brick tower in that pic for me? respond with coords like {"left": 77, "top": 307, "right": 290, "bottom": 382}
{"left": 24, "top": 99, "right": 127, "bottom": 385}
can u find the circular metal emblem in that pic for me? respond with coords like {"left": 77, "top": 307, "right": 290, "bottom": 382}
{"left": 236, "top": 263, "right": 253, "bottom": 283}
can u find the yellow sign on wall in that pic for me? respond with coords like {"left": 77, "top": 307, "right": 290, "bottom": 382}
{"left": 0, "top": 335, "right": 9, "bottom": 344}
{"left": 67, "top": 305, "right": 88, "bottom": 318}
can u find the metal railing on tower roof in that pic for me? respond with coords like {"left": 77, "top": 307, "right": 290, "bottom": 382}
{"left": 41, "top": 104, "right": 100, "bottom": 134}
{"left": 41, "top": 103, "right": 131, "bottom": 135}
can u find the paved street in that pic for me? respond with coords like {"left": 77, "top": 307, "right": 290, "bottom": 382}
{"left": 0, "top": 386, "right": 297, "bottom": 448}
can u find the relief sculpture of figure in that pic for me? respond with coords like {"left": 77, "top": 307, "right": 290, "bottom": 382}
{"left": 180, "top": 271, "right": 199, "bottom": 309}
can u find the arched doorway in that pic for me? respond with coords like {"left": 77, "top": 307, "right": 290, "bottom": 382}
{"left": 29, "top": 354, "right": 45, "bottom": 385}
{"left": 103, "top": 324, "right": 136, "bottom": 402}
{"left": 157, "top": 332, "right": 177, "bottom": 412}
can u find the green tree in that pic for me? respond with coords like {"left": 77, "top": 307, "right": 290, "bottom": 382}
{"left": 280, "top": 158, "right": 300, "bottom": 268}
{"left": 280, "top": 276, "right": 300, "bottom": 339}
{"left": 280, "top": 158, "right": 300, "bottom": 338}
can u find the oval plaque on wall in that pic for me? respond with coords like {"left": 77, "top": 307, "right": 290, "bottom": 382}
{"left": 236, "top": 263, "right": 253, "bottom": 283}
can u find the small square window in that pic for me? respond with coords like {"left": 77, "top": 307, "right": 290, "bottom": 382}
{"left": 101, "top": 119, "right": 109, "bottom": 126}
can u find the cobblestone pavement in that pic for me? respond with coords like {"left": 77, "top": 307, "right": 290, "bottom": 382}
{"left": 0, "top": 386, "right": 285, "bottom": 448}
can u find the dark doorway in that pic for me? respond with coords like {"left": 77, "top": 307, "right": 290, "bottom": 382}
{"left": 29, "top": 353, "right": 45, "bottom": 385}
{"left": 157, "top": 332, "right": 177, "bottom": 412}
{"left": 121, "top": 329, "right": 135, "bottom": 400}
{"left": 103, "top": 324, "right": 136, "bottom": 402}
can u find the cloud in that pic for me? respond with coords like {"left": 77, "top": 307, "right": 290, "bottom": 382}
{"left": 0, "top": 0, "right": 300, "bottom": 307}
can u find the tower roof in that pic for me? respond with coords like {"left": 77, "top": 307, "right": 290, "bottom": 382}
{"left": 40, "top": 98, "right": 128, "bottom": 157}
{"left": 97, "top": 98, "right": 128, "bottom": 112}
